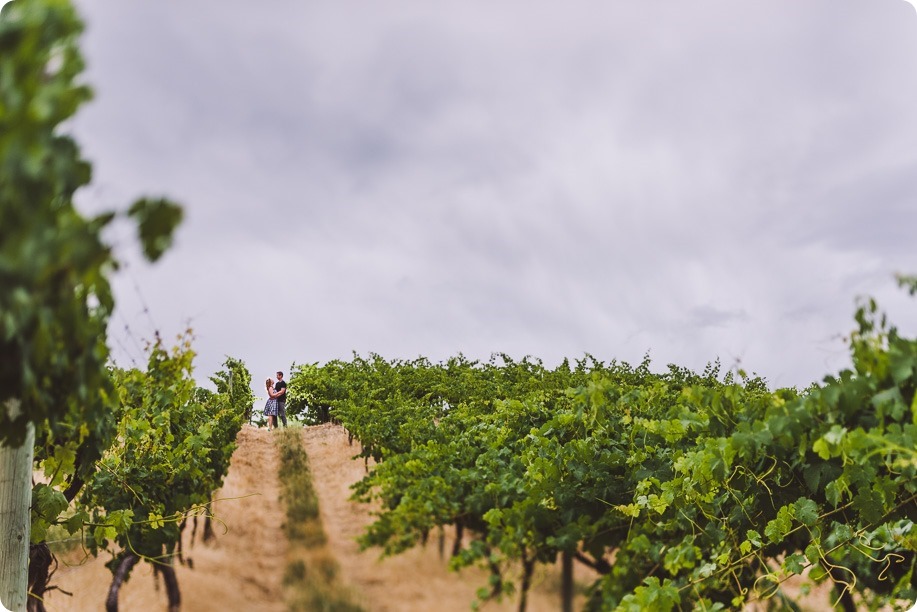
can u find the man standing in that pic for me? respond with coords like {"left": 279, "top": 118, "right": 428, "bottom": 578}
{"left": 274, "top": 371, "right": 288, "bottom": 427}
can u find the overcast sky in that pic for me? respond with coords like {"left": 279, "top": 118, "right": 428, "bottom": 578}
{"left": 66, "top": 0, "right": 917, "bottom": 396}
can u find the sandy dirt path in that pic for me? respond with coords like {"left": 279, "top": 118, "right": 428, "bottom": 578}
{"left": 42, "top": 425, "right": 287, "bottom": 612}
{"left": 42, "top": 423, "right": 587, "bottom": 612}
{"left": 302, "top": 422, "right": 594, "bottom": 612}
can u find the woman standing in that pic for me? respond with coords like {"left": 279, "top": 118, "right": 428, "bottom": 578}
{"left": 263, "top": 377, "right": 281, "bottom": 430}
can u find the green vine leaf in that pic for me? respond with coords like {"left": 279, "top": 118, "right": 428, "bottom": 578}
{"left": 765, "top": 505, "right": 795, "bottom": 543}
{"left": 127, "top": 197, "right": 183, "bottom": 262}
{"left": 794, "top": 497, "right": 819, "bottom": 527}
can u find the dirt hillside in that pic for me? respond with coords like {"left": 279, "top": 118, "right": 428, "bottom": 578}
{"left": 41, "top": 423, "right": 591, "bottom": 611}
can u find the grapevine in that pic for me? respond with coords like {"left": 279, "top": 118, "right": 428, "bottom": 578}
{"left": 291, "top": 293, "right": 917, "bottom": 611}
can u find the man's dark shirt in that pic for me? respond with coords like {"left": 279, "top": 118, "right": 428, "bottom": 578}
{"left": 274, "top": 380, "right": 287, "bottom": 405}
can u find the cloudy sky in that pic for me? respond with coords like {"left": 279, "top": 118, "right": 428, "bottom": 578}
{"left": 64, "top": 0, "right": 917, "bottom": 395}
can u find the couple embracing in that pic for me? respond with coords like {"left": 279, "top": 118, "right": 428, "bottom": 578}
{"left": 264, "top": 371, "right": 287, "bottom": 431}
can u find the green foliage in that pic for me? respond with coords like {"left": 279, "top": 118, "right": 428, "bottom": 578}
{"left": 288, "top": 361, "right": 341, "bottom": 425}
{"left": 896, "top": 274, "right": 917, "bottom": 297}
{"left": 127, "top": 197, "right": 183, "bottom": 263}
{"left": 0, "top": 0, "right": 186, "bottom": 592}
{"left": 79, "top": 335, "right": 246, "bottom": 574}
{"left": 1, "top": 0, "right": 110, "bottom": 448}
{"left": 209, "top": 355, "right": 256, "bottom": 422}
{"left": 0, "top": 0, "right": 179, "bottom": 452}
{"left": 296, "top": 287, "right": 917, "bottom": 610}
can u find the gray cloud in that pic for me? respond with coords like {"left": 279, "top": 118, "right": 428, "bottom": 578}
{"left": 70, "top": 0, "right": 917, "bottom": 392}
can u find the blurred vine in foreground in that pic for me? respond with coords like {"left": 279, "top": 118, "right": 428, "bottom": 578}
{"left": 0, "top": 0, "right": 180, "bottom": 609}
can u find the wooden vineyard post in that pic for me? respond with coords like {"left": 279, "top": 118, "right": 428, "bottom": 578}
{"left": 561, "top": 550, "right": 573, "bottom": 612}
{"left": 0, "top": 400, "right": 34, "bottom": 612}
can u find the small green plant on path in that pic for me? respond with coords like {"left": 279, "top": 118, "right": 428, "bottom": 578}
{"left": 275, "top": 427, "right": 363, "bottom": 612}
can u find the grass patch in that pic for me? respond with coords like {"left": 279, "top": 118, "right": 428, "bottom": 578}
{"left": 276, "top": 427, "right": 363, "bottom": 612}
